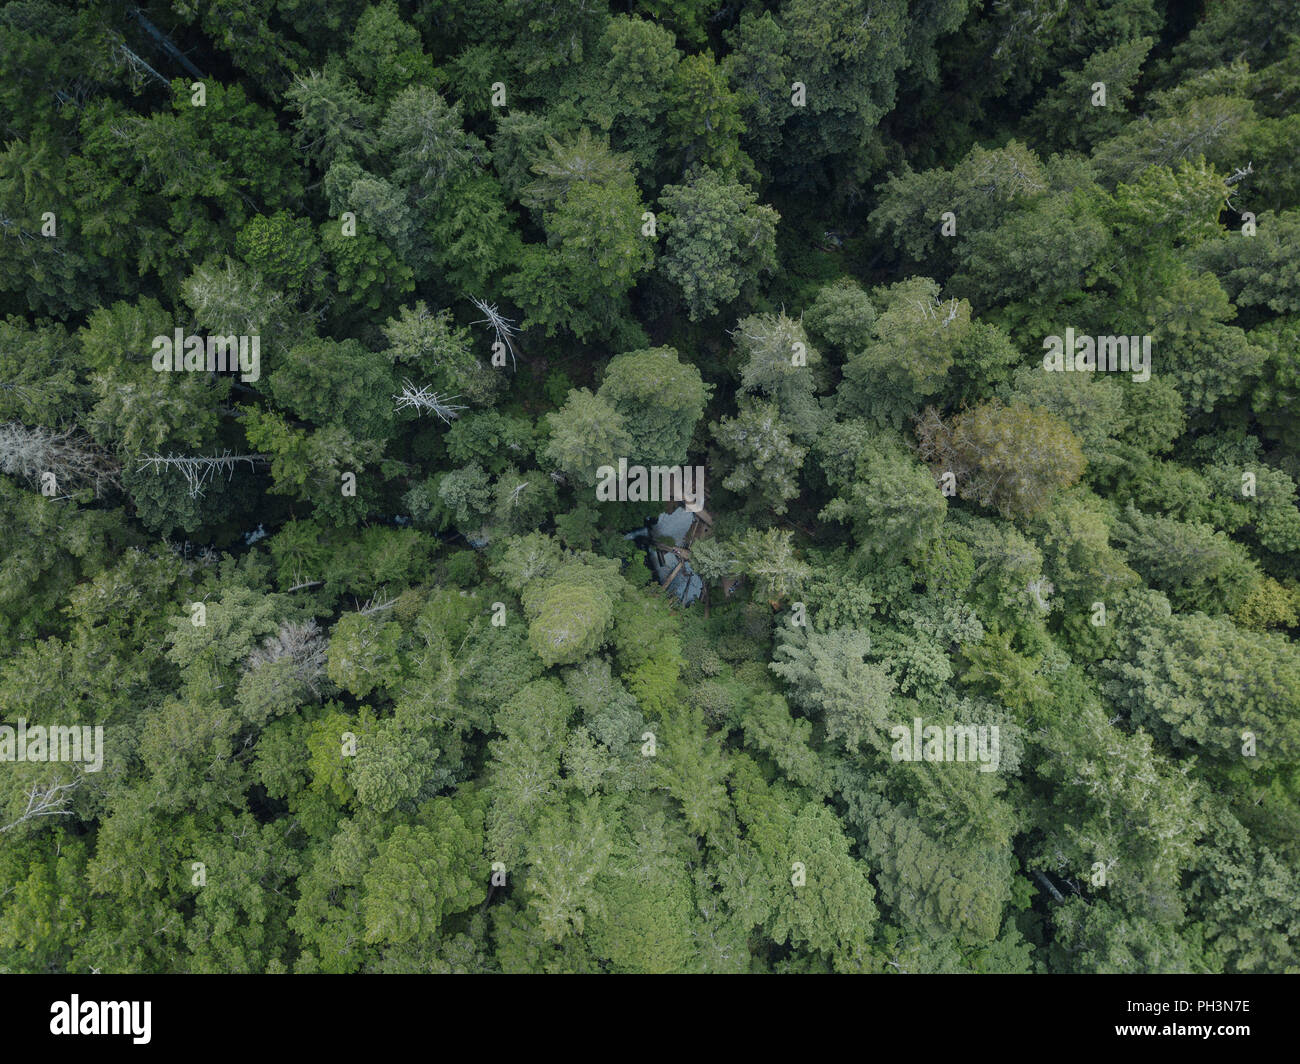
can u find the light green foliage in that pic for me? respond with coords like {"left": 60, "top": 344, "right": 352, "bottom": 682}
{"left": 181, "top": 255, "right": 306, "bottom": 347}
{"left": 235, "top": 211, "right": 323, "bottom": 300}
{"left": 771, "top": 625, "right": 894, "bottom": 752}
{"left": 713, "top": 397, "right": 806, "bottom": 515}
{"left": 362, "top": 798, "right": 487, "bottom": 946}
{"left": 729, "top": 527, "right": 811, "bottom": 602}
{"left": 286, "top": 65, "right": 378, "bottom": 169}
{"left": 733, "top": 312, "right": 824, "bottom": 441}
{"left": 350, "top": 717, "right": 436, "bottom": 814}
{"left": 380, "top": 86, "right": 484, "bottom": 200}
{"left": 382, "top": 302, "right": 501, "bottom": 407}
{"left": 866, "top": 798, "right": 1014, "bottom": 946}
{"left": 266, "top": 336, "right": 395, "bottom": 437}
{"left": 768, "top": 801, "right": 879, "bottom": 966}
{"left": 657, "top": 168, "right": 779, "bottom": 320}
{"left": 326, "top": 611, "right": 404, "bottom": 699}
{"left": 516, "top": 554, "right": 624, "bottom": 667}
{"left": 585, "top": 16, "right": 679, "bottom": 178}
{"left": 667, "top": 53, "right": 747, "bottom": 177}
{"left": 509, "top": 130, "right": 652, "bottom": 340}
{"left": 585, "top": 857, "right": 696, "bottom": 973}
{"left": 346, "top": 0, "right": 435, "bottom": 104}
{"left": 836, "top": 277, "right": 970, "bottom": 428}
{"left": 3, "top": 0, "right": 1297, "bottom": 981}
{"left": 1105, "top": 609, "right": 1300, "bottom": 764}
{"left": 544, "top": 388, "right": 631, "bottom": 486}
{"left": 244, "top": 409, "right": 384, "bottom": 526}
{"left": 916, "top": 399, "right": 1086, "bottom": 519}
{"left": 804, "top": 279, "right": 875, "bottom": 365}
{"left": 596, "top": 345, "right": 711, "bottom": 467}
{"left": 740, "top": 690, "right": 832, "bottom": 795}
{"left": 523, "top": 797, "right": 617, "bottom": 941}
{"left": 869, "top": 141, "right": 1049, "bottom": 265}
{"left": 165, "top": 586, "right": 294, "bottom": 694}
{"left": 447, "top": 411, "right": 535, "bottom": 474}
{"left": 1188, "top": 806, "right": 1300, "bottom": 973}
{"left": 816, "top": 422, "right": 946, "bottom": 560}
{"left": 1112, "top": 504, "right": 1260, "bottom": 613}
{"left": 1193, "top": 209, "right": 1300, "bottom": 314}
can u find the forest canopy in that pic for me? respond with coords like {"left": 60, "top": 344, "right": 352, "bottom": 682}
{"left": 1, "top": 0, "right": 1299, "bottom": 975}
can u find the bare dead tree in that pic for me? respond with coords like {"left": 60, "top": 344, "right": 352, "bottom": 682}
{"left": 909, "top": 297, "right": 960, "bottom": 328}
{"left": 129, "top": 8, "right": 206, "bottom": 80}
{"left": 246, "top": 619, "right": 329, "bottom": 698}
{"left": 1, "top": 775, "right": 81, "bottom": 834}
{"left": 1226, "top": 161, "right": 1254, "bottom": 186}
{"left": 0, "top": 422, "right": 120, "bottom": 498}
{"left": 136, "top": 451, "right": 268, "bottom": 499}
{"left": 356, "top": 594, "right": 399, "bottom": 615}
{"left": 469, "top": 297, "right": 519, "bottom": 370}
{"left": 504, "top": 479, "right": 530, "bottom": 509}
{"left": 1224, "top": 161, "right": 1255, "bottom": 211}
{"left": 115, "top": 43, "right": 169, "bottom": 88}
{"left": 1033, "top": 869, "right": 1066, "bottom": 903}
{"left": 394, "top": 380, "right": 467, "bottom": 423}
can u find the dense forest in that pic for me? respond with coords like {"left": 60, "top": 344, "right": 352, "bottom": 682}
{"left": 1, "top": 0, "right": 1298, "bottom": 975}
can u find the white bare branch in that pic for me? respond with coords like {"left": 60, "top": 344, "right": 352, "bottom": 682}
{"left": 136, "top": 451, "right": 268, "bottom": 500}
{"left": 1, "top": 775, "right": 81, "bottom": 834}
{"left": 469, "top": 297, "right": 519, "bottom": 370}
{"left": 0, "top": 422, "right": 120, "bottom": 497}
{"left": 394, "top": 380, "right": 467, "bottom": 423}
{"left": 246, "top": 619, "right": 328, "bottom": 696}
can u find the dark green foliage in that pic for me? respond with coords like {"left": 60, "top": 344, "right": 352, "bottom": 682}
{"left": 0, "top": 0, "right": 1295, "bottom": 981}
